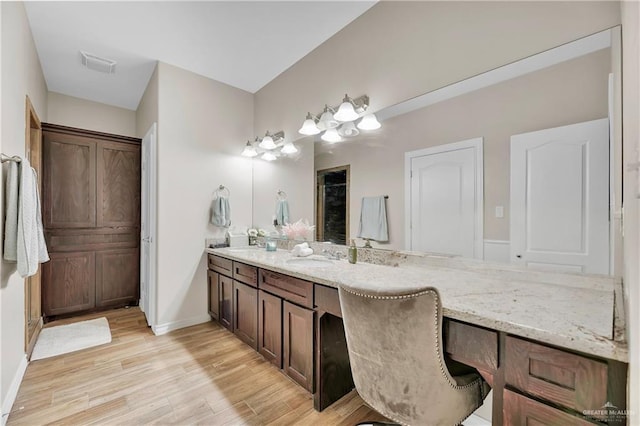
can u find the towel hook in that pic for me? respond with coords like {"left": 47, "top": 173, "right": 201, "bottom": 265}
{"left": 277, "top": 190, "right": 287, "bottom": 201}
{"left": 215, "top": 185, "right": 230, "bottom": 198}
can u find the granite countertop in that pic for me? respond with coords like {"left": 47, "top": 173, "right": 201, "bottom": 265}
{"left": 206, "top": 246, "right": 628, "bottom": 362}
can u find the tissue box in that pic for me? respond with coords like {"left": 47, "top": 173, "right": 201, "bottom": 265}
{"left": 226, "top": 228, "right": 248, "bottom": 247}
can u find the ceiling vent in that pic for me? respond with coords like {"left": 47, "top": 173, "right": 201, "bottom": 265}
{"left": 80, "top": 51, "right": 117, "bottom": 74}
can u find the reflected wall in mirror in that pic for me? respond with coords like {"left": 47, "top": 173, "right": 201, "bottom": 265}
{"left": 314, "top": 28, "right": 620, "bottom": 275}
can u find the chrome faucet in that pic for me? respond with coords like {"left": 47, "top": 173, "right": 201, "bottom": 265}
{"left": 321, "top": 249, "right": 344, "bottom": 260}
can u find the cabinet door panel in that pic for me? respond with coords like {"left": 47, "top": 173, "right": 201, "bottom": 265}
{"left": 96, "top": 142, "right": 141, "bottom": 227}
{"left": 233, "top": 281, "right": 258, "bottom": 349}
{"left": 42, "top": 251, "right": 95, "bottom": 316}
{"left": 503, "top": 389, "right": 595, "bottom": 425}
{"left": 208, "top": 271, "right": 220, "bottom": 320}
{"left": 95, "top": 248, "right": 139, "bottom": 307}
{"left": 43, "top": 133, "right": 96, "bottom": 228}
{"left": 259, "top": 290, "right": 282, "bottom": 367}
{"left": 284, "top": 301, "right": 314, "bottom": 391}
{"left": 219, "top": 275, "right": 234, "bottom": 331}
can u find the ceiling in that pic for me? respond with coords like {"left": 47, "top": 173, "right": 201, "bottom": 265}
{"left": 24, "top": 1, "right": 376, "bottom": 110}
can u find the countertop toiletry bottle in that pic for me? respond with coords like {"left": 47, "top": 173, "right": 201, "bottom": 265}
{"left": 348, "top": 239, "right": 357, "bottom": 264}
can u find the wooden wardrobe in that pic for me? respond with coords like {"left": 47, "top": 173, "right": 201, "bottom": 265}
{"left": 41, "top": 124, "right": 141, "bottom": 318}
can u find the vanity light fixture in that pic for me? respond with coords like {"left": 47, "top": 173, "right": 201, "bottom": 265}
{"left": 321, "top": 127, "right": 342, "bottom": 143}
{"left": 241, "top": 141, "right": 258, "bottom": 157}
{"left": 241, "top": 130, "right": 298, "bottom": 161}
{"left": 357, "top": 113, "right": 382, "bottom": 130}
{"left": 298, "top": 93, "right": 380, "bottom": 142}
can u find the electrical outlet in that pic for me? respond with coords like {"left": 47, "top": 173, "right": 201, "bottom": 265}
{"left": 495, "top": 206, "right": 504, "bottom": 218}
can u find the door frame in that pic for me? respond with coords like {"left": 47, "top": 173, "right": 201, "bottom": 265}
{"left": 141, "top": 123, "right": 158, "bottom": 329}
{"left": 24, "top": 95, "right": 43, "bottom": 357}
{"left": 404, "top": 138, "right": 484, "bottom": 258}
{"left": 315, "top": 165, "right": 350, "bottom": 244}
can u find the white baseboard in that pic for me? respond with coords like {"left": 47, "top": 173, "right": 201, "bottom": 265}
{"left": 1, "top": 355, "right": 28, "bottom": 426}
{"left": 483, "top": 239, "right": 510, "bottom": 263}
{"left": 465, "top": 413, "right": 491, "bottom": 426}
{"left": 151, "top": 314, "right": 211, "bottom": 336}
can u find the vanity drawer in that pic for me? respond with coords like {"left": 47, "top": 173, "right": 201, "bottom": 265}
{"left": 233, "top": 261, "right": 258, "bottom": 287}
{"left": 259, "top": 269, "right": 313, "bottom": 309}
{"left": 505, "top": 336, "right": 608, "bottom": 413}
{"left": 208, "top": 254, "right": 233, "bottom": 276}
{"left": 445, "top": 320, "right": 498, "bottom": 373}
{"left": 503, "top": 389, "right": 595, "bottom": 426}
{"left": 314, "top": 284, "right": 341, "bottom": 318}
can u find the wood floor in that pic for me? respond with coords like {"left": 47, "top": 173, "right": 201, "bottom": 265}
{"left": 8, "top": 307, "right": 388, "bottom": 425}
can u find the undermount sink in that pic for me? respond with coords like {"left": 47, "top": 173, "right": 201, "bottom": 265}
{"left": 285, "top": 257, "right": 334, "bottom": 268}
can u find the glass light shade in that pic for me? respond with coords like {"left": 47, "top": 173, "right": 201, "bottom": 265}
{"left": 299, "top": 118, "right": 320, "bottom": 135}
{"left": 334, "top": 101, "right": 359, "bottom": 122}
{"left": 357, "top": 113, "right": 381, "bottom": 130}
{"left": 281, "top": 143, "right": 298, "bottom": 154}
{"left": 317, "top": 110, "right": 339, "bottom": 131}
{"left": 262, "top": 151, "right": 277, "bottom": 161}
{"left": 321, "top": 128, "right": 342, "bottom": 143}
{"left": 259, "top": 135, "right": 277, "bottom": 150}
{"left": 241, "top": 141, "right": 258, "bottom": 157}
{"left": 338, "top": 121, "right": 360, "bottom": 137}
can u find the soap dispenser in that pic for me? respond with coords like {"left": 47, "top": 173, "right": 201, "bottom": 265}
{"left": 348, "top": 239, "right": 357, "bottom": 264}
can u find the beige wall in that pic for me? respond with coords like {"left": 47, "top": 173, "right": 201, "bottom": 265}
{"left": 136, "top": 65, "right": 158, "bottom": 139}
{"left": 154, "top": 62, "right": 254, "bottom": 329}
{"left": 0, "top": 1, "right": 48, "bottom": 413}
{"left": 315, "top": 49, "right": 610, "bottom": 249}
{"left": 254, "top": 1, "right": 620, "bottom": 239}
{"left": 621, "top": 1, "right": 639, "bottom": 422}
{"left": 47, "top": 92, "right": 136, "bottom": 137}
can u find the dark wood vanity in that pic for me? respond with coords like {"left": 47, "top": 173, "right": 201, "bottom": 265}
{"left": 207, "top": 253, "right": 627, "bottom": 425}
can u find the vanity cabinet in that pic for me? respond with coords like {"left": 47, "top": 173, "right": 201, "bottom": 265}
{"left": 233, "top": 280, "right": 258, "bottom": 349}
{"left": 219, "top": 273, "right": 234, "bottom": 331}
{"left": 207, "top": 270, "right": 219, "bottom": 320}
{"left": 283, "top": 300, "right": 314, "bottom": 391}
{"left": 258, "top": 290, "right": 283, "bottom": 367}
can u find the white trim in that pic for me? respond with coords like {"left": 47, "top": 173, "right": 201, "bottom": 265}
{"left": 405, "top": 138, "right": 484, "bottom": 259}
{"left": 141, "top": 123, "right": 158, "bottom": 328}
{"left": 483, "top": 240, "right": 511, "bottom": 263}
{"left": 379, "top": 29, "right": 611, "bottom": 122}
{"left": 1, "top": 355, "right": 28, "bottom": 426}
{"left": 151, "top": 315, "right": 211, "bottom": 336}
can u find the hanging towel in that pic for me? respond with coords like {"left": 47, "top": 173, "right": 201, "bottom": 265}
{"left": 211, "top": 196, "right": 231, "bottom": 227}
{"left": 275, "top": 200, "right": 290, "bottom": 226}
{"left": 8, "top": 159, "right": 50, "bottom": 277}
{"left": 357, "top": 196, "right": 389, "bottom": 242}
{"left": 4, "top": 161, "right": 19, "bottom": 261}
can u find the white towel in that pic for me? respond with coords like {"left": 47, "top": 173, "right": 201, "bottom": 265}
{"left": 211, "top": 196, "right": 231, "bottom": 227}
{"left": 357, "top": 196, "right": 389, "bottom": 242}
{"left": 275, "top": 200, "right": 290, "bottom": 226}
{"left": 11, "top": 159, "right": 50, "bottom": 277}
{"left": 4, "top": 161, "right": 19, "bottom": 261}
{"left": 291, "top": 242, "right": 313, "bottom": 257}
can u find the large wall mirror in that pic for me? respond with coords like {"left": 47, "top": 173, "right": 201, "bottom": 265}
{"left": 253, "top": 27, "right": 621, "bottom": 276}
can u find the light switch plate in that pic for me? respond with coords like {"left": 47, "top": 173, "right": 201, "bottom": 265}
{"left": 495, "top": 206, "right": 504, "bottom": 218}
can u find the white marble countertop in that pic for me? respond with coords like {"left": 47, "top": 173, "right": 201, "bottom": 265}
{"left": 206, "top": 247, "right": 628, "bottom": 362}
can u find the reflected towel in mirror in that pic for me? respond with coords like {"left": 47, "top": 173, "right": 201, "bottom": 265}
{"left": 275, "top": 199, "right": 290, "bottom": 226}
{"left": 357, "top": 196, "right": 389, "bottom": 242}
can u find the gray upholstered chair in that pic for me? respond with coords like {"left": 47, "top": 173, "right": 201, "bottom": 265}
{"left": 339, "top": 284, "right": 490, "bottom": 426}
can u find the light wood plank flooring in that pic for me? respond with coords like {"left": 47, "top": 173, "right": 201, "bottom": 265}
{"left": 8, "top": 307, "right": 388, "bottom": 425}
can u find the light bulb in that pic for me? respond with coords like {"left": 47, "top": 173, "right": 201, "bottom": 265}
{"left": 338, "top": 121, "right": 360, "bottom": 137}
{"left": 317, "top": 107, "right": 339, "bottom": 131}
{"left": 241, "top": 141, "right": 257, "bottom": 157}
{"left": 321, "top": 128, "right": 342, "bottom": 143}
{"left": 281, "top": 143, "right": 298, "bottom": 154}
{"left": 334, "top": 95, "right": 359, "bottom": 122}
{"left": 259, "top": 134, "right": 277, "bottom": 150}
{"left": 298, "top": 113, "right": 320, "bottom": 135}
{"left": 262, "top": 151, "right": 277, "bottom": 161}
{"left": 357, "top": 113, "right": 381, "bottom": 130}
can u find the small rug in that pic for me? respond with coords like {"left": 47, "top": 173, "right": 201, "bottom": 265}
{"left": 31, "top": 317, "right": 112, "bottom": 361}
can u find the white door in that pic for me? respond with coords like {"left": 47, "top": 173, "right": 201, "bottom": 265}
{"left": 406, "top": 138, "right": 483, "bottom": 258}
{"left": 140, "top": 123, "right": 157, "bottom": 326}
{"left": 510, "top": 118, "right": 609, "bottom": 274}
